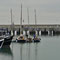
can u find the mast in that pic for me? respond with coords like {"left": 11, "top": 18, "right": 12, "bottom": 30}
{"left": 21, "top": 4, "right": 22, "bottom": 27}
{"left": 27, "top": 8, "right": 30, "bottom": 35}
{"left": 10, "top": 8, "right": 13, "bottom": 35}
{"left": 34, "top": 9, "right": 37, "bottom": 35}
{"left": 11, "top": 9, "right": 12, "bottom": 26}
{"left": 27, "top": 8, "right": 29, "bottom": 25}
{"left": 20, "top": 4, "right": 23, "bottom": 34}
{"left": 34, "top": 9, "right": 37, "bottom": 25}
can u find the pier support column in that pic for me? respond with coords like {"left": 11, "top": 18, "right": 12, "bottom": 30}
{"left": 39, "top": 30, "right": 41, "bottom": 35}
{"left": 49, "top": 30, "right": 52, "bottom": 36}
{"left": 52, "top": 30, "right": 53, "bottom": 36}
{"left": 23, "top": 30, "right": 25, "bottom": 35}
{"left": 11, "top": 30, "right": 13, "bottom": 36}
{"left": 27, "top": 30, "right": 29, "bottom": 35}
{"left": 15, "top": 30, "right": 17, "bottom": 36}
{"left": 6, "top": 28, "right": 8, "bottom": 33}
{"left": 48, "top": 30, "right": 50, "bottom": 35}
{"left": 13, "top": 30, "right": 14, "bottom": 35}
{"left": 37, "top": 30, "right": 39, "bottom": 36}
{"left": 25, "top": 30, "right": 28, "bottom": 36}
{"left": 36, "top": 30, "right": 38, "bottom": 35}
{"left": 9, "top": 30, "right": 11, "bottom": 35}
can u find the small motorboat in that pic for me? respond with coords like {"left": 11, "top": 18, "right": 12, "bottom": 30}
{"left": 25, "top": 34, "right": 33, "bottom": 43}
{"left": 33, "top": 34, "right": 41, "bottom": 42}
{"left": 33, "top": 37, "right": 41, "bottom": 42}
{"left": 26, "top": 38, "right": 33, "bottom": 43}
{"left": 16, "top": 34, "right": 26, "bottom": 43}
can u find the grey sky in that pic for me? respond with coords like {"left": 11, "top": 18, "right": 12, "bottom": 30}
{"left": 0, "top": 0, "right": 60, "bottom": 25}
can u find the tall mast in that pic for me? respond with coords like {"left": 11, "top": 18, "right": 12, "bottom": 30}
{"left": 20, "top": 4, "right": 23, "bottom": 34}
{"left": 20, "top": 4, "right": 22, "bottom": 26}
{"left": 11, "top": 8, "right": 12, "bottom": 25}
{"left": 27, "top": 8, "right": 29, "bottom": 25}
{"left": 34, "top": 9, "right": 37, "bottom": 25}
{"left": 10, "top": 8, "right": 13, "bottom": 35}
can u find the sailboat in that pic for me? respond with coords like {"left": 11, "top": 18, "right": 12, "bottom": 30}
{"left": 16, "top": 34, "right": 26, "bottom": 43}
{"left": 0, "top": 9, "right": 14, "bottom": 48}
{"left": 25, "top": 8, "right": 33, "bottom": 43}
{"left": 16, "top": 4, "right": 26, "bottom": 43}
{"left": 2, "top": 9, "right": 13, "bottom": 46}
{"left": 33, "top": 9, "right": 41, "bottom": 42}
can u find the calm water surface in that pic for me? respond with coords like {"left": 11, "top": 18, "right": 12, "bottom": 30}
{"left": 0, "top": 36, "right": 60, "bottom": 60}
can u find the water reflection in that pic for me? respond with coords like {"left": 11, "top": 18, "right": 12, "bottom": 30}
{"left": 34, "top": 43, "right": 38, "bottom": 60}
{"left": 19, "top": 43, "right": 39, "bottom": 60}
{"left": 27, "top": 43, "right": 39, "bottom": 60}
{"left": 27, "top": 43, "right": 30, "bottom": 60}
{"left": 20, "top": 44, "right": 23, "bottom": 60}
{"left": 10, "top": 41, "right": 40, "bottom": 60}
{"left": 0, "top": 46, "right": 13, "bottom": 60}
{"left": 0, "top": 36, "right": 59, "bottom": 60}
{"left": 0, "top": 46, "right": 12, "bottom": 55}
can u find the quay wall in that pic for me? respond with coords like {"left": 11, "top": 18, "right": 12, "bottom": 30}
{"left": 0, "top": 24, "right": 60, "bottom": 29}
{"left": 0, "top": 24, "right": 60, "bottom": 36}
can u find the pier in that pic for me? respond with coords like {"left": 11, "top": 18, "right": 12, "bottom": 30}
{"left": 0, "top": 24, "right": 60, "bottom": 36}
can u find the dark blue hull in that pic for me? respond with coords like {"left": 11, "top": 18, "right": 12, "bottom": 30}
{"left": 26, "top": 41, "right": 33, "bottom": 43}
{"left": 16, "top": 39, "right": 26, "bottom": 43}
{"left": 33, "top": 38, "right": 41, "bottom": 43}
{"left": 33, "top": 40, "right": 40, "bottom": 42}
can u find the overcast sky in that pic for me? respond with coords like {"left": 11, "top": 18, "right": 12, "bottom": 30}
{"left": 0, "top": 0, "right": 60, "bottom": 25}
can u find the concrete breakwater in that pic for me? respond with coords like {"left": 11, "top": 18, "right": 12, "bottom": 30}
{"left": 0, "top": 24, "right": 60, "bottom": 36}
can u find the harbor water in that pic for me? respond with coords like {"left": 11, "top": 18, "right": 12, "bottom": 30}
{"left": 0, "top": 35, "right": 60, "bottom": 60}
